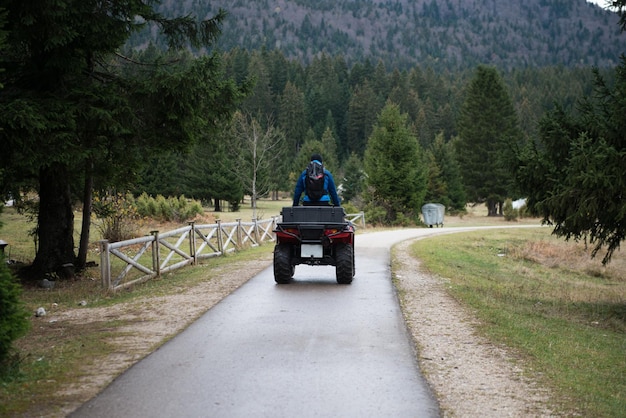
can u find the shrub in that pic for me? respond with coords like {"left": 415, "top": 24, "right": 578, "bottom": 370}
{"left": 341, "top": 201, "right": 359, "bottom": 214}
{"left": 364, "top": 203, "right": 389, "bottom": 226}
{"left": 394, "top": 212, "right": 415, "bottom": 227}
{"left": 183, "top": 200, "right": 204, "bottom": 220}
{"left": 0, "top": 256, "right": 30, "bottom": 377}
{"left": 229, "top": 198, "right": 240, "bottom": 212}
{"left": 503, "top": 198, "right": 518, "bottom": 221}
{"left": 134, "top": 194, "right": 203, "bottom": 222}
{"left": 93, "top": 191, "right": 140, "bottom": 242}
{"left": 155, "top": 195, "right": 172, "bottom": 221}
{"left": 135, "top": 192, "right": 153, "bottom": 217}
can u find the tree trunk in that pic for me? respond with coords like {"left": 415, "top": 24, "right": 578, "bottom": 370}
{"left": 31, "top": 163, "right": 76, "bottom": 278}
{"left": 76, "top": 159, "right": 94, "bottom": 271}
{"left": 487, "top": 199, "right": 498, "bottom": 217}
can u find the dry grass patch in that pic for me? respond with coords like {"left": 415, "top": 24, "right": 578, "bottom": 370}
{"left": 514, "top": 238, "right": 626, "bottom": 280}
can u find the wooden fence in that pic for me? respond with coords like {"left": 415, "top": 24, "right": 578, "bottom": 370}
{"left": 98, "top": 212, "right": 365, "bottom": 291}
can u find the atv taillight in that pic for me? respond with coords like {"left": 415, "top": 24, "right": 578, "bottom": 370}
{"left": 275, "top": 227, "right": 301, "bottom": 244}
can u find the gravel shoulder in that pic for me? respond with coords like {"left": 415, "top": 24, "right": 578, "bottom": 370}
{"left": 46, "top": 238, "right": 554, "bottom": 417}
{"left": 393, "top": 239, "right": 555, "bottom": 417}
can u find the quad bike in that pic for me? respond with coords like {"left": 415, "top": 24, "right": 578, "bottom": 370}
{"left": 273, "top": 206, "right": 355, "bottom": 284}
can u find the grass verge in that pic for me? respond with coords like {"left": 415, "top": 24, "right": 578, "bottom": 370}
{"left": 409, "top": 228, "right": 625, "bottom": 417}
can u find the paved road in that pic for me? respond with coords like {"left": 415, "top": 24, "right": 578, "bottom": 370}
{"left": 71, "top": 226, "right": 530, "bottom": 418}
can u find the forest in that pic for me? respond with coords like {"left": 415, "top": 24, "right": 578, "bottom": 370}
{"left": 132, "top": 47, "right": 608, "bottom": 211}
{"left": 1, "top": 0, "right": 625, "bottom": 279}
{"left": 130, "top": 0, "right": 624, "bottom": 70}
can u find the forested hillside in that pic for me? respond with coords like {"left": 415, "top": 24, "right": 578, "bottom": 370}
{"left": 128, "top": 0, "right": 623, "bottom": 70}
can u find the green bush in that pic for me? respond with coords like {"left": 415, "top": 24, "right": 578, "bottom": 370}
{"left": 135, "top": 192, "right": 153, "bottom": 217}
{"left": 394, "top": 212, "right": 415, "bottom": 227}
{"left": 341, "top": 201, "right": 359, "bottom": 214}
{"left": 0, "top": 257, "right": 30, "bottom": 378}
{"left": 93, "top": 191, "right": 139, "bottom": 242}
{"left": 503, "top": 198, "right": 519, "bottom": 221}
{"left": 155, "top": 195, "right": 173, "bottom": 221}
{"left": 229, "top": 198, "right": 241, "bottom": 212}
{"left": 364, "top": 204, "right": 389, "bottom": 226}
{"left": 135, "top": 194, "right": 203, "bottom": 222}
{"left": 183, "top": 200, "right": 204, "bottom": 220}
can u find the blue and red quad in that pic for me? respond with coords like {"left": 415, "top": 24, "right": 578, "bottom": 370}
{"left": 273, "top": 206, "right": 355, "bottom": 284}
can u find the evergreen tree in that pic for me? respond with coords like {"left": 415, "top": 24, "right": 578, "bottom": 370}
{"left": 0, "top": 12, "right": 30, "bottom": 364}
{"left": 424, "top": 150, "right": 447, "bottom": 206}
{"left": 278, "top": 81, "right": 308, "bottom": 155}
{"left": 135, "top": 151, "right": 186, "bottom": 198}
{"left": 614, "top": 0, "right": 626, "bottom": 31}
{"left": 320, "top": 127, "right": 339, "bottom": 172}
{"left": 241, "top": 51, "right": 275, "bottom": 119}
{"left": 305, "top": 53, "right": 350, "bottom": 143}
{"left": 0, "top": 253, "right": 29, "bottom": 372}
{"left": 517, "top": 58, "right": 626, "bottom": 264}
{"left": 341, "top": 153, "right": 366, "bottom": 203}
{"left": 427, "top": 133, "right": 467, "bottom": 212}
{"left": 456, "top": 65, "right": 523, "bottom": 216}
{"left": 364, "top": 102, "right": 427, "bottom": 224}
{"left": 0, "top": 1, "right": 246, "bottom": 276}
{"left": 181, "top": 139, "right": 243, "bottom": 208}
{"left": 346, "top": 82, "right": 382, "bottom": 157}
{"left": 371, "top": 60, "right": 390, "bottom": 99}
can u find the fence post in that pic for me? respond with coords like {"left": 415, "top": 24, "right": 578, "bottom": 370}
{"left": 151, "top": 230, "right": 160, "bottom": 277}
{"left": 188, "top": 222, "right": 196, "bottom": 265}
{"left": 236, "top": 218, "right": 242, "bottom": 250}
{"left": 99, "top": 240, "right": 111, "bottom": 290}
{"left": 360, "top": 211, "right": 366, "bottom": 228}
{"left": 252, "top": 218, "right": 259, "bottom": 244}
{"left": 216, "top": 220, "right": 223, "bottom": 254}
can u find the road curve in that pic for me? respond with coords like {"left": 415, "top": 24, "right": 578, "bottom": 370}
{"left": 71, "top": 226, "right": 536, "bottom": 418}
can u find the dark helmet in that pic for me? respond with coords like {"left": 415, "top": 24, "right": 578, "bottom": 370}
{"left": 310, "top": 153, "right": 323, "bottom": 163}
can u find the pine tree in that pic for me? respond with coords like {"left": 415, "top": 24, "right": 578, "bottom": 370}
{"left": 364, "top": 102, "right": 427, "bottom": 224}
{"left": 341, "top": 152, "right": 366, "bottom": 203}
{"left": 456, "top": 65, "right": 523, "bottom": 216}
{"left": 278, "top": 81, "right": 308, "bottom": 155}
{"left": 0, "top": 254, "right": 30, "bottom": 370}
{"left": 320, "top": 127, "right": 339, "bottom": 172}
{"left": 242, "top": 51, "right": 275, "bottom": 119}
{"left": 517, "top": 58, "right": 626, "bottom": 263}
{"left": 0, "top": 1, "right": 246, "bottom": 277}
{"left": 427, "top": 133, "right": 467, "bottom": 212}
{"left": 346, "top": 82, "right": 382, "bottom": 157}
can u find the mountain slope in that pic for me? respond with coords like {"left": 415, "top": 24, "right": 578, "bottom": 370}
{"left": 142, "top": 0, "right": 624, "bottom": 70}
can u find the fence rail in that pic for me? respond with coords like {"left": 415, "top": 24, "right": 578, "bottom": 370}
{"left": 99, "top": 212, "right": 365, "bottom": 291}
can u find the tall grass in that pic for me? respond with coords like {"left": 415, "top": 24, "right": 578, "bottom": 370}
{"left": 409, "top": 228, "right": 626, "bottom": 417}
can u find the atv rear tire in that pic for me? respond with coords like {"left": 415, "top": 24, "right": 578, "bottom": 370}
{"left": 273, "top": 244, "right": 293, "bottom": 284}
{"left": 335, "top": 243, "right": 354, "bottom": 284}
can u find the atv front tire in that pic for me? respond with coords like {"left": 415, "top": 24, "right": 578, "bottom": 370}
{"left": 335, "top": 243, "right": 354, "bottom": 284}
{"left": 273, "top": 244, "right": 293, "bottom": 284}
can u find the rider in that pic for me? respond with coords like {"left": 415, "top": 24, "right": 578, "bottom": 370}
{"left": 293, "top": 153, "right": 341, "bottom": 206}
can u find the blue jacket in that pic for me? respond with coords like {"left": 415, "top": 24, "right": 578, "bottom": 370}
{"left": 293, "top": 162, "right": 341, "bottom": 206}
